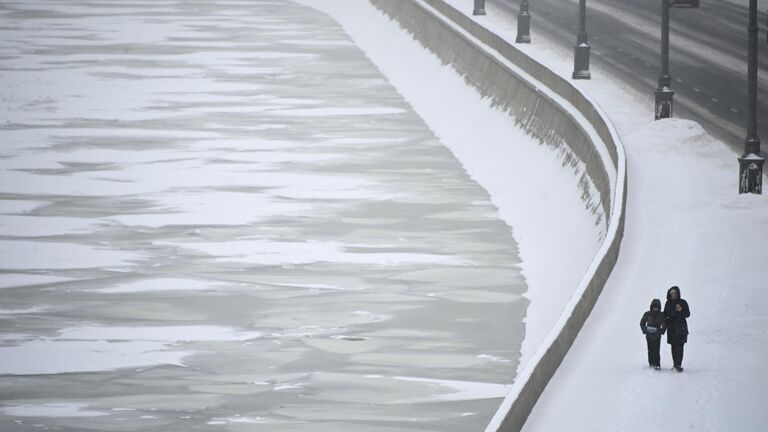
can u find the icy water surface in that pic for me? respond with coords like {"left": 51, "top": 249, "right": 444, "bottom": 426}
{"left": 0, "top": 0, "right": 528, "bottom": 430}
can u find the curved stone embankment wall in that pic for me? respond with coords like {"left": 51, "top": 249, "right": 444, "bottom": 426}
{"left": 367, "top": 1, "right": 628, "bottom": 431}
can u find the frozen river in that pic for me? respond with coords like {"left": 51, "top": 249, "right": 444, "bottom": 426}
{"left": 0, "top": 0, "right": 528, "bottom": 430}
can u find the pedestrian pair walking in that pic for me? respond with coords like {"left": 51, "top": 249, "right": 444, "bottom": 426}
{"left": 639, "top": 286, "right": 690, "bottom": 372}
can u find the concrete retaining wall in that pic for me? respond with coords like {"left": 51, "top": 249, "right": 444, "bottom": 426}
{"left": 367, "top": 1, "right": 628, "bottom": 431}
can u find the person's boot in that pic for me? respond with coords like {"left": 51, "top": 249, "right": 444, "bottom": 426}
{"left": 654, "top": 365, "right": 661, "bottom": 370}
{"left": 674, "top": 366, "right": 684, "bottom": 372}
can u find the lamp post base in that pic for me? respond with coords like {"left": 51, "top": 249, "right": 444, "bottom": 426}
{"left": 654, "top": 88, "right": 674, "bottom": 120}
{"left": 516, "top": 13, "right": 531, "bottom": 43}
{"left": 473, "top": 0, "right": 486, "bottom": 15}
{"left": 572, "top": 43, "right": 591, "bottom": 80}
{"left": 739, "top": 148, "right": 764, "bottom": 195}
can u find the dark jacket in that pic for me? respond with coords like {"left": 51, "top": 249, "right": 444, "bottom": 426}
{"left": 640, "top": 299, "right": 666, "bottom": 340}
{"left": 664, "top": 286, "right": 690, "bottom": 345}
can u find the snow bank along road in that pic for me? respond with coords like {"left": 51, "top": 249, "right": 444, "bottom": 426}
{"left": 0, "top": 0, "right": 543, "bottom": 430}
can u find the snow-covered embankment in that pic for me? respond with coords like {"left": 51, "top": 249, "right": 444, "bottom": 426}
{"left": 297, "top": 1, "right": 627, "bottom": 430}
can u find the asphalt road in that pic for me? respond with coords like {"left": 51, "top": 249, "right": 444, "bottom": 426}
{"left": 495, "top": 0, "right": 768, "bottom": 154}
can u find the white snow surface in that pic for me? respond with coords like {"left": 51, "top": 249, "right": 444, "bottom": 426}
{"left": 386, "top": 376, "right": 513, "bottom": 403}
{"left": 0, "top": 340, "right": 191, "bottom": 375}
{"left": 0, "top": 325, "right": 259, "bottom": 375}
{"left": 161, "top": 239, "right": 470, "bottom": 266}
{"left": 0, "top": 273, "right": 75, "bottom": 289}
{"left": 55, "top": 325, "right": 262, "bottom": 342}
{"left": 431, "top": 1, "right": 768, "bottom": 431}
{"left": 0, "top": 240, "right": 143, "bottom": 270}
{"left": 1, "top": 403, "right": 108, "bottom": 418}
{"left": 91, "top": 278, "right": 224, "bottom": 294}
{"left": 298, "top": 0, "right": 608, "bottom": 375}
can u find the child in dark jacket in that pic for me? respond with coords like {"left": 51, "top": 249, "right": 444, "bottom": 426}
{"left": 640, "top": 298, "right": 666, "bottom": 370}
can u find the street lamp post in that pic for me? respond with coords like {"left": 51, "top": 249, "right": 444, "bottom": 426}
{"left": 655, "top": 0, "right": 674, "bottom": 119}
{"left": 516, "top": 0, "right": 531, "bottom": 43}
{"left": 738, "top": 0, "right": 764, "bottom": 194}
{"left": 473, "top": 0, "right": 486, "bottom": 16}
{"left": 655, "top": 1, "right": 699, "bottom": 119}
{"left": 572, "top": 0, "right": 591, "bottom": 79}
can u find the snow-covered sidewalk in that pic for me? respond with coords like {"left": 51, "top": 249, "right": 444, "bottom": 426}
{"left": 525, "top": 118, "right": 768, "bottom": 432}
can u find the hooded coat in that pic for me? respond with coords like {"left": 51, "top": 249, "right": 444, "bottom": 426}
{"left": 640, "top": 299, "right": 666, "bottom": 340}
{"left": 664, "top": 286, "right": 690, "bottom": 345}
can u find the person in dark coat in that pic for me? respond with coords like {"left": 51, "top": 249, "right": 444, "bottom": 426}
{"left": 664, "top": 286, "right": 690, "bottom": 372}
{"left": 640, "top": 298, "right": 666, "bottom": 369}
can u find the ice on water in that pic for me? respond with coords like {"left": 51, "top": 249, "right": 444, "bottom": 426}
{"left": 0, "top": 0, "right": 528, "bottom": 430}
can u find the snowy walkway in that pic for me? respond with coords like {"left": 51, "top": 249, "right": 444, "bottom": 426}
{"left": 0, "top": 1, "right": 528, "bottom": 431}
